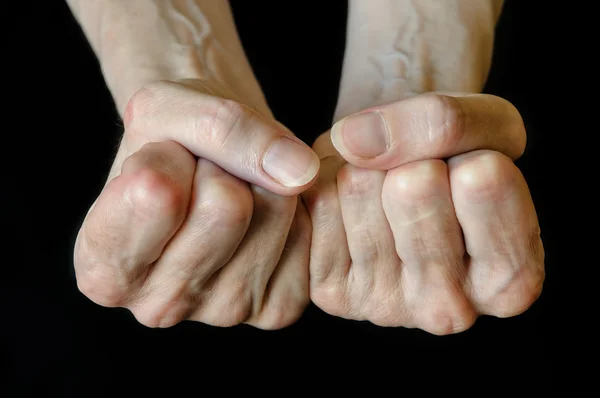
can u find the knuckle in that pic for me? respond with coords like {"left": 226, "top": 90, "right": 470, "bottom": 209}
{"left": 407, "top": 274, "right": 476, "bottom": 335}
{"left": 471, "top": 231, "right": 545, "bottom": 318}
{"left": 384, "top": 159, "right": 448, "bottom": 201}
{"left": 209, "top": 281, "right": 253, "bottom": 327}
{"left": 450, "top": 150, "right": 515, "bottom": 203}
{"left": 257, "top": 312, "right": 300, "bottom": 331}
{"left": 365, "top": 293, "right": 410, "bottom": 327}
{"left": 123, "top": 82, "right": 167, "bottom": 128}
{"left": 422, "top": 93, "right": 465, "bottom": 152}
{"left": 310, "top": 284, "right": 353, "bottom": 319}
{"left": 126, "top": 166, "right": 187, "bottom": 220}
{"left": 75, "top": 267, "right": 128, "bottom": 308}
{"left": 123, "top": 90, "right": 146, "bottom": 128}
{"left": 337, "top": 164, "right": 381, "bottom": 197}
{"left": 200, "top": 97, "right": 249, "bottom": 150}
{"left": 255, "top": 293, "right": 309, "bottom": 331}
{"left": 130, "top": 305, "right": 180, "bottom": 329}
{"left": 198, "top": 176, "right": 253, "bottom": 229}
{"left": 485, "top": 262, "right": 545, "bottom": 318}
{"left": 419, "top": 298, "right": 476, "bottom": 336}
{"left": 74, "top": 231, "right": 132, "bottom": 308}
{"left": 185, "top": 277, "right": 252, "bottom": 328}
{"left": 369, "top": 314, "right": 407, "bottom": 328}
{"left": 421, "top": 311, "right": 475, "bottom": 336}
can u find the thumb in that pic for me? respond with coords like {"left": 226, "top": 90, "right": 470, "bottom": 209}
{"left": 330, "top": 93, "right": 525, "bottom": 171}
{"left": 118, "top": 81, "right": 320, "bottom": 196}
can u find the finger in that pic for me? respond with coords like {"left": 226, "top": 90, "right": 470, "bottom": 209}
{"left": 331, "top": 92, "right": 526, "bottom": 170}
{"left": 74, "top": 141, "right": 196, "bottom": 307}
{"left": 115, "top": 81, "right": 319, "bottom": 195}
{"left": 382, "top": 159, "right": 476, "bottom": 335}
{"left": 336, "top": 164, "right": 400, "bottom": 308}
{"left": 246, "top": 200, "right": 312, "bottom": 330}
{"left": 126, "top": 159, "right": 254, "bottom": 328}
{"left": 189, "top": 186, "right": 297, "bottom": 327}
{"left": 448, "top": 150, "right": 544, "bottom": 318}
{"left": 300, "top": 133, "right": 352, "bottom": 313}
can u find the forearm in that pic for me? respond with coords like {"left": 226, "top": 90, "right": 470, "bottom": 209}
{"left": 67, "top": 0, "right": 268, "bottom": 116}
{"left": 335, "top": 0, "right": 504, "bottom": 120}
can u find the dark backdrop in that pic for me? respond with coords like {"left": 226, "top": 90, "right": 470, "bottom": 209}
{"left": 3, "top": 0, "right": 577, "bottom": 395}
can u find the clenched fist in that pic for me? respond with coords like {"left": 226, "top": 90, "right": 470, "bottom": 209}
{"left": 303, "top": 93, "right": 545, "bottom": 335}
{"left": 74, "top": 80, "right": 319, "bottom": 329}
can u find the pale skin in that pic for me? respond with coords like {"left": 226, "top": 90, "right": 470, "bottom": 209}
{"left": 67, "top": 0, "right": 544, "bottom": 334}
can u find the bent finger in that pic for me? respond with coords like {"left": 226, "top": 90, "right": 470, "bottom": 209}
{"left": 128, "top": 159, "right": 254, "bottom": 328}
{"left": 448, "top": 150, "right": 545, "bottom": 318}
{"left": 382, "top": 160, "right": 475, "bottom": 335}
{"left": 74, "top": 141, "right": 195, "bottom": 307}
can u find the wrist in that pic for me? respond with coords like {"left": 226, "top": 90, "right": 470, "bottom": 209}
{"left": 101, "top": 25, "right": 267, "bottom": 117}
{"left": 335, "top": 0, "right": 500, "bottom": 120}
{"left": 69, "top": 0, "right": 269, "bottom": 117}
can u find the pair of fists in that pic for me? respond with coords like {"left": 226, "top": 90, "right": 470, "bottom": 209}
{"left": 74, "top": 79, "right": 544, "bottom": 335}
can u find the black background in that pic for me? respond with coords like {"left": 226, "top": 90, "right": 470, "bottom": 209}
{"left": 3, "top": 0, "right": 581, "bottom": 396}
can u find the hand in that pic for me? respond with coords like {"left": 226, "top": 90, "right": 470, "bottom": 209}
{"left": 74, "top": 79, "right": 319, "bottom": 329}
{"left": 303, "top": 93, "right": 544, "bottom": 335}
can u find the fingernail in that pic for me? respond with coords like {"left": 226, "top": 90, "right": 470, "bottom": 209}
{"left": 263, "top": 137, "right": 319, "bottom": 187}
{"left": 331, "top": 112, "right": 389, "bottom": 158}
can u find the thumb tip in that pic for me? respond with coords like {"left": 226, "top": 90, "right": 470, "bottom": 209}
{"left": 330, "top": 112, "right": 397, "bottom": 170}
{"left": 330, "top": 117, "right": 381, "bottom": 167}
{"left": 261, "top": 136, "right": 321, "bottom": 194}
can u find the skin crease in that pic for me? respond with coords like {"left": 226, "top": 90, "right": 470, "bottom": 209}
{"left": 303, "top": 0, "right": 544, "bottom": 334}
{"left": 67, "top": 0, "right": 544, "bottom": 334}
